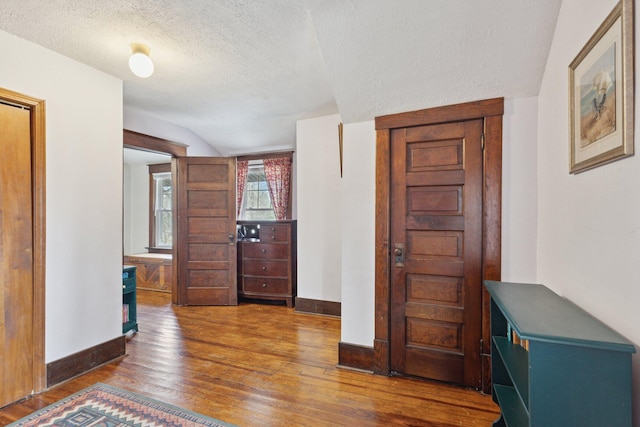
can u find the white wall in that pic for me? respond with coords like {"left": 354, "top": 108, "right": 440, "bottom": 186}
{"left": 0, "top": 30, "right": 123, "bottom": 363}
{"left": 340, "top": 121, "right": 376, "bottom": 345}
{"left": 123, "top": 163, "right": 150, "bottom": 255}
{"left": 537, "top": 0, "right": 640, "bottom": 422}
{"left": 502, "top": 97, "right": 539, "bottom": 283}
{"left": 295, "top": 114, "right": 343, "bottom": 302}
{"left": 124, "top": 106, "right": 221, "bottom": 157}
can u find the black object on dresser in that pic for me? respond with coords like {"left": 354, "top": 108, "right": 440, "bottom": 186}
{"left": 237, "top": 221, "right": 297, "bottom": 307}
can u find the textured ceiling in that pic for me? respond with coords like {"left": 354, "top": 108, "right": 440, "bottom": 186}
{"left": 0, "top": 0, "right": 562, "bottom": 156}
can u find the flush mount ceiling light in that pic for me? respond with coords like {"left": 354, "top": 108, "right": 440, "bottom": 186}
{"left": 129, "top": 43, "right": 154, "bottom": 78}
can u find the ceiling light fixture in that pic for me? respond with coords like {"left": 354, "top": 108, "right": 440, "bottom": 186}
{"left": 129, "top": 43, "right": 154, "bottom": 78}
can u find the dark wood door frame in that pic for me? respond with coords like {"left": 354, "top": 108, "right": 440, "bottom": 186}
{"left": 0, "top": 87, "right": 46, "bottom": 395}
{"left": 374, "top": 98, "right": 503, "bottom": 392}
{"left": 123, "top": 129, "right": 187, "bottom": 157}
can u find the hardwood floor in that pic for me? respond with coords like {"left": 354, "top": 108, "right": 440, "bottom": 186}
{"left": 0, "top": 291, "right": 499, "bottom": 426}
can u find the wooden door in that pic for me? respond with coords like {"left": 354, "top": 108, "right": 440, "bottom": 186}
{"left": 0, "top": 102, "right": 34, "bottom": 406}
{"left": 176, "top": 157, "right": 237, "bottom": 305}
{"left": 389, "top": 119, "right": 484, "bottom": 388}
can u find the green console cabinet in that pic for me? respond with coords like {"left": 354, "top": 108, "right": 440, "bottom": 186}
{"left": 485, "top": 281, "right": 634, "bottom": 427}
{"left": 122, "top": 265, "right": 138, "bottom": 334}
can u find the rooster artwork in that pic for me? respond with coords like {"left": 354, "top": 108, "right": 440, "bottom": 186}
{"left": 577, "top": 41, "right": 617, "bottom": 148}
{"left": 592, "top": 70, "right": 613, "bottom": 120}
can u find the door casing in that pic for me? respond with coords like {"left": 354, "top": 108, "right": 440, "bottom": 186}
{"left": 374, "top": 98, "right": 503, "bottom": 393}
{"left": 0, "top": 87, "right": 46, "bottom": 400}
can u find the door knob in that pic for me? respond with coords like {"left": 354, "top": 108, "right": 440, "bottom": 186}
{"left": 394, "top": 244, "right": 404, "bottom": 267}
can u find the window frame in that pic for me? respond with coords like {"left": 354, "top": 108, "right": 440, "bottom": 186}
{"left": 240, "top": 162, "right": 276, "bottom": 220}
{"left": 148, "top": 163, "right": 172, "bottom": 253}
{"left": 237, "top": 151, "right": 293, "bottom": 220}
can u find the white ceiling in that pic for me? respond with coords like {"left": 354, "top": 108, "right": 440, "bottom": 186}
{"left": 0, "top": 1, "right": 562, "bottom": 156}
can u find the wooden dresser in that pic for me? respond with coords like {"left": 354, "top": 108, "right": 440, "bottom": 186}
{"left": 237, "top": 221, "right": 296, "bottom": 307}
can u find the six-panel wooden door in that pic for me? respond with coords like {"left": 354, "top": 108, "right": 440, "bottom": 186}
{"left": 389, "top": 119, "right": 484, "bottom": 388}
{"left": 175, "top": 157, "right": 237, "bottom": 306}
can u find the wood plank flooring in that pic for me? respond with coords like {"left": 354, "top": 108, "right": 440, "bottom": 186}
{"left": 0, "top": 291, "right": 499, "bottom": 426}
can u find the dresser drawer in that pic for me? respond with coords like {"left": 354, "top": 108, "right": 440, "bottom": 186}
{"left": 243, "top": 242, "right": 289, "bottom": 259}
{"left": 243, "top": 259, "right": 289, "bottom": 277}
{"left": 260, "top": 224, "right": 290, "bottom": 242}
{"left": 243, "top": 277, "right": 289, "bottom": 295}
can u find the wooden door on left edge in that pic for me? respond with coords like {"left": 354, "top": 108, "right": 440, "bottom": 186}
{"left": 0, "top": 101, "right": 34, "bottom": 406}
{"left": 175, "top": 157, "right": 237, "bottom": 305}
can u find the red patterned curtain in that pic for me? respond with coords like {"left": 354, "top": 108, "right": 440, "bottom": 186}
{"left": 236, "top": 160, "right": 249, "bottom": 216}
{"left": 263, "top": 157, "right": 292, "bottom": 221}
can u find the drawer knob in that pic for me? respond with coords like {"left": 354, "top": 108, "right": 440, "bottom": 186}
{"left": 262, "top": 283, "right": 267, "bottom": 288}
{"left": 271, "top": 227, "right": 275, "bottom": 231}
{"left": 262, "top": 266, "right": 267, "bottom": 271}
{"left": 122, "top": 285, "right": 126, "bottom": 289}
{"left": 262, "top": 249, "right": 267, "bottom": 253}
{"left": 271, "top": 236, "right": 275, "bottom": 240}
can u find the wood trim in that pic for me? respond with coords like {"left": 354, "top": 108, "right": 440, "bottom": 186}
{"left": 481, "top": 113, "right": 503, "bottom": 393}
{"left": 149, "top": 168, "right": 155, "bottom": 249}
{"left": 148, "top": 247, "right": 172, "bottom": 255}
{"left": 31, "top": 96, "right": 46, "bottom": 394}
{"left": 0, "top": 88, "right": 47, "bottom": 393}
{"left": 46, "top": 336, "right": 125, "bottom": 388}
{"left": 375, "top": 97, "right": 504, "bottom": 130}
{"left": 123, "top": 129, "right": 187, "bottom": 157}
{"left": 236, "top": 151, "right": 294, "bottom": 161}
{"left": 373, "top": 339, "right": 389, "bottom": 375}
{"left": 295, "top": 298, "right": 341, "bottom": 317}
{"left": 148, "top": 163, "right": 171, "bottom": 174}
{"left": 374, "top": 98, "right": 503, "bottom": 388}
{"left": 175, "top": 158, "right": 188, "bottom": 305}
{"left": 338, "top": 342, "right": 373, "bottom": 372}
{"left": 373, "top": 128, "right": 391, "bottom": 375}
{"left": 171, "top": 159, "right": 179, "bottom": 305}
{"left": 148, "top": 163, "right": 172, "bottom": 250}
{"left": 482, "top": 114, "right": 503, "bottom": 283}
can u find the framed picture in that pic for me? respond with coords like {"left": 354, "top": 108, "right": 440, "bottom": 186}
{"left": 569, "top": 0, "right": 634, "bottom": 174}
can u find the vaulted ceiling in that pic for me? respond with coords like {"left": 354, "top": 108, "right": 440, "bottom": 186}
{"left": 0, "top": 1, "right": 562, "bottom": 156}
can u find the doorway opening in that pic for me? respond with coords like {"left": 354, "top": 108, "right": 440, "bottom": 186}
{"left": 123, "top": 130, "right": 186, "bottom": 303}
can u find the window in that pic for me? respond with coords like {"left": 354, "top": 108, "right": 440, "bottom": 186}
{"left": 237, "top": 152, "right": 293, "bottom": 220}
{"left": 149, "top": 164, "right": 172, "bottom": 250}
{"left": 240, "top": 163, "right": 276, "bottom": 220}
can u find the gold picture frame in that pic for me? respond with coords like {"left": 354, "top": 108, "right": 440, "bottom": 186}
{"left": 569, "top": 0, "right": 634, "bottom": 174}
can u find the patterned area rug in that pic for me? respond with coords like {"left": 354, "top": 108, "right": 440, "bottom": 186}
{"left": 9, "top": 383, "right": 236, "bottom": 427}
